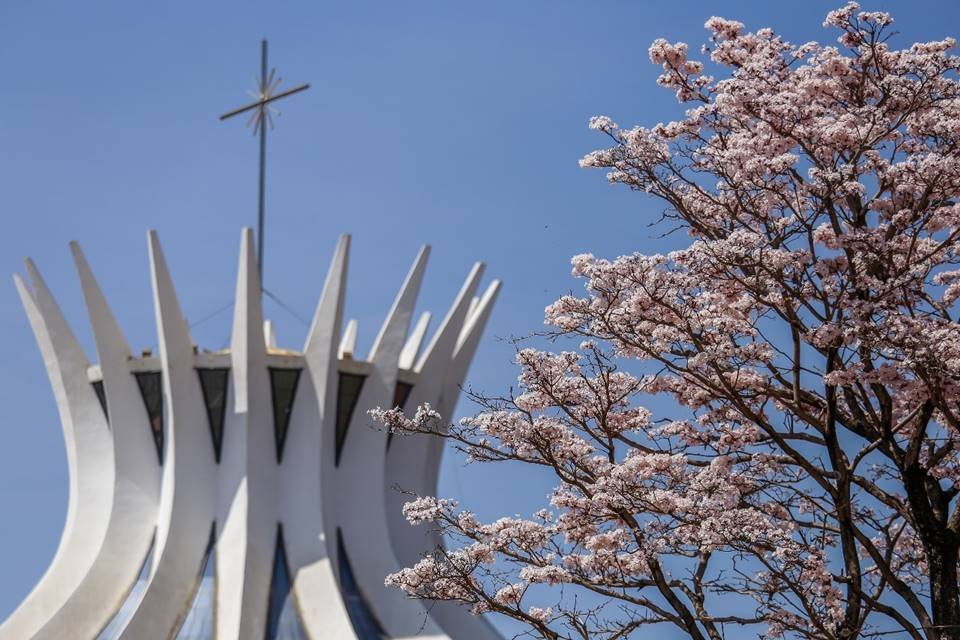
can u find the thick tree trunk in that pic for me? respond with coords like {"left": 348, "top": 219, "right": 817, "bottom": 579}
{"left": 928, "top": 541, "right": 960, "bottom": 640}
{"left": 901, "top": 458, "right": 960, "bottom": 640}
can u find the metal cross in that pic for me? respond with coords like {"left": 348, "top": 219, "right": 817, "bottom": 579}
{"left": 220, "top": 39, "right": 309, "bottom": 283}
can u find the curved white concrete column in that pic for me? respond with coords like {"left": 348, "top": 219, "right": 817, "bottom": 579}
{"left": 385, "top": 263, "right": 484, "bottom": 538}
{"left": 385, "top": 269, "right": 504, "bottom": 640}
{"left": 284, "top": 234, "right": 357, "bottom": 638}
{"left": 33, "top": 245, "right": 162, "bottom": 639}
{"left": 410, "top": 281, "right": 503, "bottom": 640}
{"left": 0, "top": 264, "right": 114, "bottom": 640}
{"left": 333, "top": 246, "right": 449, "bottom": 637}
{"left": 118, "top": 231, "right": 217, "bottom": 639}
{"left": 215, "top": 227, "right": 279, "bottom": 638}
{"left": 389, "top": 280, "right": 502, "bottom": 565}
{"left": 303, "top": 234, "right": 349, "bottom": 425}
{"left": 429, "top": 279, "right": 502, "bottom": 510}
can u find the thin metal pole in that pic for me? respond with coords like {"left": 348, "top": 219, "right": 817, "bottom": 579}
{"left": 220, "top": 39, "right": 308, "bottom": 287}
{"left": 258, "top": 39, "right": 267, "bottom": 285}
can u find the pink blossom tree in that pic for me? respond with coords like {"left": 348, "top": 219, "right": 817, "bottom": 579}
{"left": 373, "top": 4, "right": 960, "bottom": 638}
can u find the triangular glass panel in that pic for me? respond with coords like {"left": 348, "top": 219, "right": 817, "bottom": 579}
{"left": 385, "top": 381, "right": 414, "bottom": 451}
{"left": 337, "top": 528, "right": 387, "bottom": 640}
{"left": 196, "top": 368, "right": 229, "bottom": 463}
{"left": 335, "top": 373, "right": 367, "bottom": 466}
{"left": 134, "top": 371, "right": 164, "bottom": 464}
{"left": 265, "top": 524, "right": 308, "bottom": 640}
{"left": 174, "top": 524, "right": 216, "bottom": 639}
{"left": 92, "top": 380, "right": 109, "bottom": 423}
{"left": 269, "top": 368, "right": 302, "bottom": 463}
{"left": 95, "top": 532, "right": 155, "bottom": 639}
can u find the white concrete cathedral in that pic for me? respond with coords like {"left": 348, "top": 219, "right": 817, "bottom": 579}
{"left": 1, "top": 229, "right": 502, "bottom": 640}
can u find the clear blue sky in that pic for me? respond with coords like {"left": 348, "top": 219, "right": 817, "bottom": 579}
{"left": 0, "top": 0, "right": 956, "bottom": 633}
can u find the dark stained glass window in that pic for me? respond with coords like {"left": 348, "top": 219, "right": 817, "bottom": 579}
{"left": 196, "top": 368, "right": 229, "bottom": 463}
{"left": 337, "top": 528, "right": 386, "bottom": 640}
{"left": 92, "top": 380, "right": 109, "bottom": 423}
{"left": 335, "top": 373, "right": 366, "bottom": 466}
{"left": 392, "top": 381, "right": 414, "bottom": 412}
{"left": 265, "top": 524, "right": 308, "bottom": 640}
{"left": 173, "top": 524, "right": 216, "bottom": 639}
{"left": 95, "top": 532, "right": 154, "bottom": 639}
{"left": 269, "top": 368, "right": 302, "bottom": 464}
{"left": 385, "top": 381, "right": 414, "bottom": 451}
{"left": 134, "top": 371, "right": 164, "bottom": 464}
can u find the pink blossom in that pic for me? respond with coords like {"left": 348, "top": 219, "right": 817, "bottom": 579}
{"left": 493, "top": 583, "right": 526, "bottom": 606}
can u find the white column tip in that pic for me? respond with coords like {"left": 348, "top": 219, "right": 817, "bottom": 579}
{"left": 23, "top": 258, "right": 49, "bottom": 297}
{"left": 368, "top": 245, "right": 430, "bottom": 361}
{"left": 12, "top": 273, "right": 28, "bottom": 296}
{"left": 399, "top": 311, "right": 431, "bottom": 370}
{"left": 414, "top": 261, "right": 486, "bottom": 372}
{"left": 339, "top": 319, "right": 358, "bottom": 360}
{"left": 264, "top": 319, "right": 277, "bottom": 349}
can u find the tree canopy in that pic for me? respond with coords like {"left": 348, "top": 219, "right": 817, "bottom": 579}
{"left": 375, "top": 4, "right": 960, "bottom": 638}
